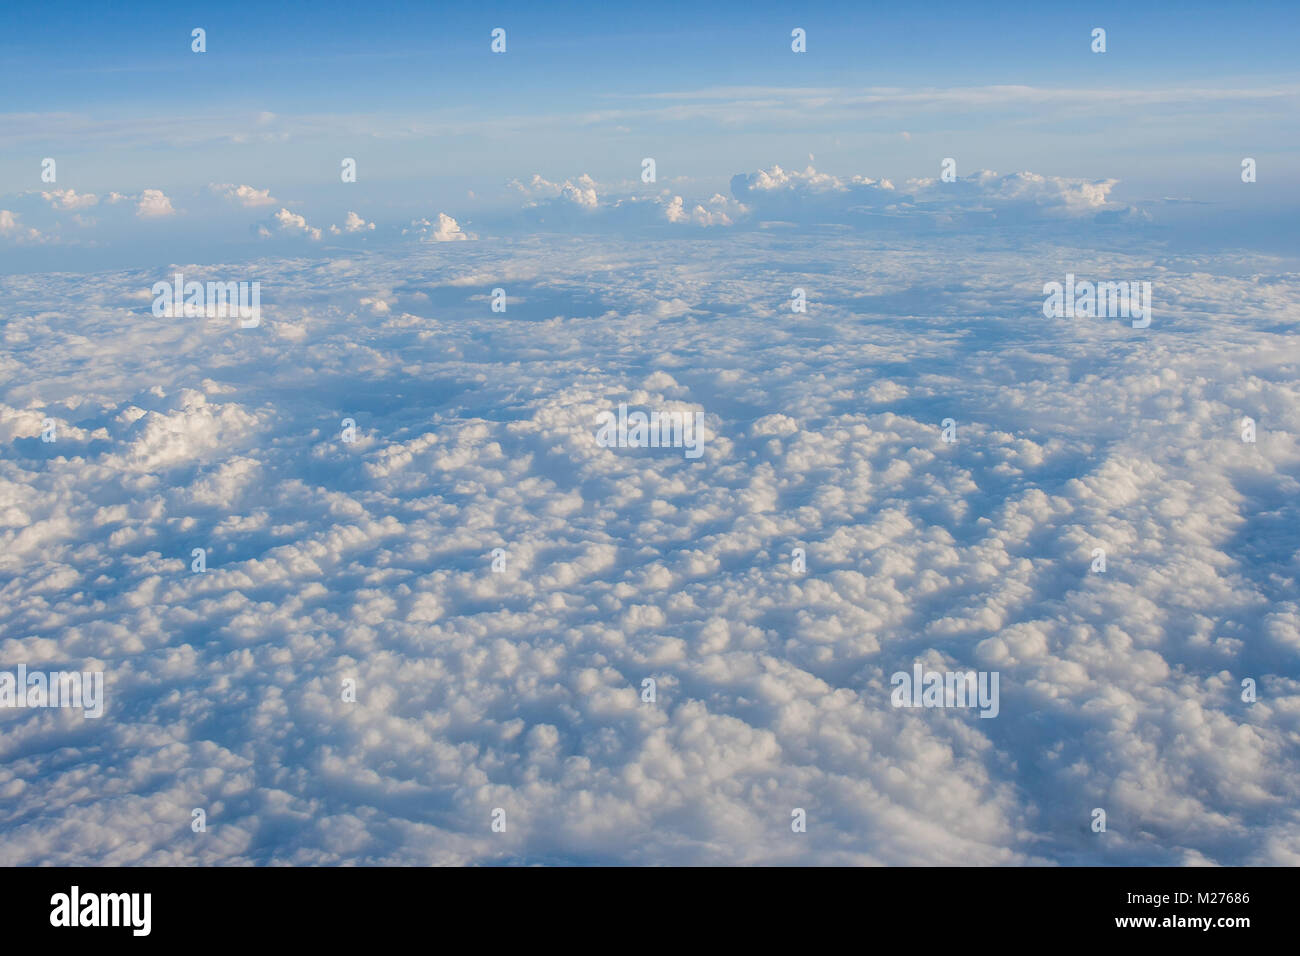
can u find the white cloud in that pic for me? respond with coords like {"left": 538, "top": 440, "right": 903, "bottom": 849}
{"left": 1, "top": 229, "right": 1297, "bottom": 867}
{"left": 211, "top": 183, "right": 278, "bottom": 207}
{"left": 665, "top": 193, "right": 744, "bottom": 226}
{"left": 135, "top": 189, "right": 176, "bottom": 218}
{"left": 0, "top": 209, "right": 41, "bottom": 241}
{"left": 269, "top": 207, "right": 322, "bottom": 240}
{"left": 41, "top": 188, "right": 98, "bottom": 210}
{"left": 734, "top": 163, "right": 893, "bottom": 197}
{"left": 408, "top": 212, "right": 473, "bottom": 242}
{"left": 511, "top": 173, "right": 600, "bottom": 210}
{"left": 906, "top": 169, "right": 1129, "bottom": 218}
{"left": 505, "top": 172, "right": 746, "bottom": 231}
{"left": 729, "top": 163, "right": 1138, "bottom": 225}
{"left": 341, "top": 211, "right": 375, "bottom": 233}
{"left": 496, "top": 162, "right": 1136, "bottom": 234}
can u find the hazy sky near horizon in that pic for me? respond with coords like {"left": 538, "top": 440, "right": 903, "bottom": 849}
{"left": 2, "top": 0, "right": 1298, "bottom": 272}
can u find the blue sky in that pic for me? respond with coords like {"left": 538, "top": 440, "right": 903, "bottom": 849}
{"left": 2, "top": 0, "right": 1296, "bottom": 221}
{"left": 1, "top": 1, "right": 1297, "bottom": 289}
{"left": 7, "top": 0, "right": 1299, "bottom": 104}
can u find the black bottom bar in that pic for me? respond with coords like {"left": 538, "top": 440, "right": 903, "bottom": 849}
{"left": 2, "top": 866, "right": 1279, "bottom": 942}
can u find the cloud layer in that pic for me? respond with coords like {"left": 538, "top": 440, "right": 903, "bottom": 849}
{"left": 1, "top": 231, "right": 1296, "bottom": 865}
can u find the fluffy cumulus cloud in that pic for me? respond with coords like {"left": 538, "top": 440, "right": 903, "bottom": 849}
{"left": 1, "top": 230, "right": 1297, "bottom": 865}
{"left": 41, "top": 188, "right": 98, "bottom": 210}
{"left": 497, "top": 164, "right": 1127, "bottom": 235}
{"left": 265, "top": 207, "right": 322, "bottom": 241}
{"left": 0, "top": 209, "right": 41, "bottom": 242}
{"left": 729, "top": 164, "right": 901, "bottom": 220}
{"left": 1, "top": 163, "right": 1149, "bottom": 257}
{"left": 730, "top": 164, "right": 1139, "bottom": 226}
{"left": 508, "top": 172, "right": 747, "bottom": 230}
{"left": 511, "top": 173, "right": 600, "bottom": 210}
{"left": 211, "top": 183, "right": 278, "bottom": 207}
{"left": 664, "top": 193, "right": 743, "bottom": 227}
{"left": 407, "top": 212, "right": 473, "bottom": 242}
{"left": 135, "top": 188, "right": 176, "bottom": 218}
{"left": 906, "top": 169, "right": 1138, "bottom": 221}
{"left": 338, "top": 211, "right": 375, "bottom": 234}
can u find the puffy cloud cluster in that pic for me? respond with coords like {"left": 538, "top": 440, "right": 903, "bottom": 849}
{"left": 508, "top": 172, "right": 747, "bottom": 230}
{"left": 41, "top": 188, "right": 98, "bottom": 210}
{"left": 498, "top": 164, "right": 1132, "bottom": 235}
{"left": 511, "top": 173, "right": 600, "bottom": 210}
{"left": 732, "top": 163, "right": 897, "bottom": 200}
{"left": 253, "top": 206, "right": 376, "bottom": 241}
{"left": 730, "top": 164, "right": 1138, "bottom": 226}
{"left": 664, "top": 193, "right": 743, "bottom": 227}
{"left": 0, "top": 209, "right": 42, "bottom": 242}
{"left": 8, "top": 188, "right": 176, "bottom": 235}
{"left": 0, "top": 232, "right": 1296, "bottom": 865}
{"left": 407, "top": 212, "right": 473, "bottom": 242}
{"left": 265, "top": 207, "right": 321, "bottom": 241}
{"left": 135, "top": 188, "right": 176, "bottom": 219}
{"left": 906, "top": 169, "right": 1133, "bottom": 220}
{"left": 339, "top": 211, "right": 375, "bottom": 234}
{"left": 211, "top": 183, "right": 278, "bottom": 207}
